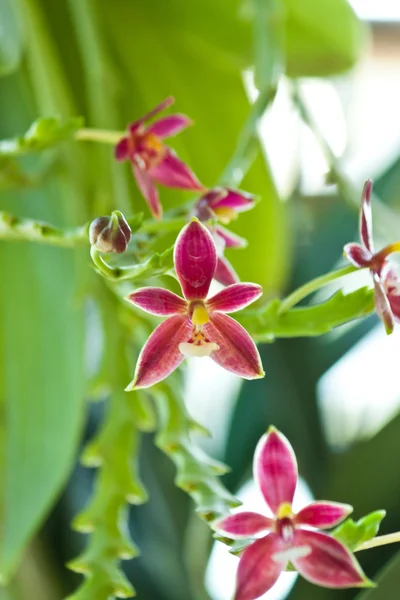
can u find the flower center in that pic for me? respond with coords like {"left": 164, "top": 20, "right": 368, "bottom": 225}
{"left": 129, "top": 130, "right": 165, "bottom": 169}
{"left": 276, "top": 516, "right": 295, "bottom": 543}
{"left": 179, "top": 329, "right": 219, "bottom": 357}
{"left": 179, "top": 303, "right": 219, "bottom": 357}
{"left": 212, "top": 206, "right": 237, "bottom": 225}
{"left": 191, "top": 302, "right": 210, "bottom": 326}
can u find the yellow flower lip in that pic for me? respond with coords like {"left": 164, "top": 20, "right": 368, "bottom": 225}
{"left": 213, "top": 205, "right": 237, "bottom": 224}
{"left": 276, "top": 502, "right": 293, "bottom": 519}
{"left": 191, "top": 303, "right": 209, "bottom": 326}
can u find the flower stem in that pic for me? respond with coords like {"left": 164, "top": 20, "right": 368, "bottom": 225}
{"left": 219, "top": 83, "right": 277, "bottom": 188}
{"left": 0, "top": 211, "right": 89, "bottom": 246}
{"left": 356, "top": 532, "right": 400, "bottom": 552}
{"left": 279, "top": 264, "right": 359, "bottom": 313}
{"left": 75, "top": 127, "right": 123, "bottom": 145}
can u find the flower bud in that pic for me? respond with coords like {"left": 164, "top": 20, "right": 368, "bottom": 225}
{"left": 89, "top": 210, "right": 131, "bottom": 253}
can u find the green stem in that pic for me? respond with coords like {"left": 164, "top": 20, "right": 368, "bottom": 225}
{"left": 279, "top": 264, "right": 359, "bottom": 313}
{"left": 219, "top": 83, "right": 277, "bottom": 187}
{"left": 90, "top": 244, "right": 174, "bottom": 282}
{"left": 0, "top": 212, "right": 89, "bottom": 246}
{"left": 356, "top": 532, "right": 400, "bottom": 552}
{"left": 74, "top": 127, "right": 123, "bottom": 145}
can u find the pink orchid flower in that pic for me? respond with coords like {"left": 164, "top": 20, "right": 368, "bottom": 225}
{"left": 344, "top": 179, "right": 400, "bottom": 333}
{"left": 125, "top": 218, "right": 264, "bottom": 390}
{"left": 214, "top": 427, "right": 371, "bottom": 600}
{"left": 115, "top": 97, "right": 204, "bottom": 220}
{"left": 195, "top": 187, "right": 255, "bottom": 286}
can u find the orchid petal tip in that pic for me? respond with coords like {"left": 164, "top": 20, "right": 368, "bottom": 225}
{"left": 125, "top": 380, "right": 136, "bottom": 392}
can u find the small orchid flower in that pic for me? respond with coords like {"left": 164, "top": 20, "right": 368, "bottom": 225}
{"left": 115, "top": 97, "right": 204, "bottom": 220}
{"left": 344, "top": 179, "right": 400, "bottom": 333}
{"left": 214, "top": 427, "right": 371, "bottom": 600}
{"left": 194, "top": 187, "right": 255, "bottom": 286}
{"left": 125, "top": 218, "right": 264, "bottom": 390}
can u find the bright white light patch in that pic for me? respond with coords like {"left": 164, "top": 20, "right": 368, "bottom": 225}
{"left": 205, "top": 478, "right": 314, "bottom": 600}
{"left": 272, "top": 545, "right": 311, "bottom": 564}
{"left": 318, "top": 325, "right": 400, "bottom": 447}
{"left": 350, "top": 0, "right": 400, "bottom": 21}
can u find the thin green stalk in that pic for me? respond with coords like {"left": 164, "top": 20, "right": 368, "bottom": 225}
{"left": 279, "top": 264, "right": 358, "bottom": 313}
{"left": 219, "top": 84, "right": 277, "bottom": 187}
{"left": 75, "top": 128, "right": 123, "bottom": 145}
{"left": 356, "top": 532, "right": 400, "bottom": 553}
{"left": 0, "top": 212, "right": 89, "bottom": 246}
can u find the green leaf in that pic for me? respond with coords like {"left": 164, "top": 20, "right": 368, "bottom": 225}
{"left": 0, "top": 0, "right": 23, "bottom": 76}
{"left": 332, "top": 511, "right": 387, "bottom": 551}
{"left": 284, "top": 0, "right": 368, "bottom": 77}
{"left": 0, "top": 116, "right": 83, "bottom": 157}
{"left": 356, "top": 551, "right": 400, "bottom": 600}
{"left": 239, "top": 286, "right": 375, "bottom": 340}
{"left": 0, "top": 231, "right": 86, "bottom": 581}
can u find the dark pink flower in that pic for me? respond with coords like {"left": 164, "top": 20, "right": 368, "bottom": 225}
{"left": 115, "top": 97, "right": 204, "bottom": 220}
{"left": 214, "top": 427, "right": 371, "bottom": 600}
{"left": 194, "top": 187, "right": 255, "bottom": 286}
{"left": 344, "top": 179, "right": 400, "bottom": 333}
{"left": 125, "top": 218, "right": 264, "bottom": 390}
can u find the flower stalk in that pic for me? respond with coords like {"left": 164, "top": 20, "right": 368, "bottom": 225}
{"left": 279, "top": 264, "right": 359, "bottom": 313}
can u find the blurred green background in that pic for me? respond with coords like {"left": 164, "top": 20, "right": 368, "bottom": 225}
{"left": 1, "top": 0, "right": 400, "bottom": 599}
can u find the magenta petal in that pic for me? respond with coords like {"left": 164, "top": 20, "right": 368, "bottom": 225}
{"left": 207, "top": 283, "right": 263, "bottom": 314}
{"left": 343, "top": 243, "right": 372, "bottom": 268}
{"left": 129, "top": 96, "right": 175, "bottom": 131}
{"left": 234, "top": 534, "right": 285, "bottom": 600}
{"left": 214, "top": 255, "right": 240, "bottom": 286}
{"left": 360, "top": 179, "right": 374, "bottom": 252}
{"left": 211, "top": 188, "right": 255, "bottom": 213}
{"left": 295, "top": 501, "right": 353, "bottom": 529}
{"left": 216, "top": 225, "right": 247, "bottom": 248}
{"left": 254, "top": 428, "right": 297, "bottom": 514}
{"left": 147, "top": 114, "right": 192, "bottom": 139}
{"left": 126, "top": 287, "right": 187, "bottom": 316}
{"left": 203, "top": 313, "right": 264, "bottom": 379}
{"left": 126, "top": 314, "right": 191, "bottom": 390}
{"left": 373, "top": 274, "right": 395, "bottom": 334}
{"left": 382, "top": 268, "right": 400, "bottom": 322}
{"left": 292, "top": 530, "right": 369, "bottom": 588}
{"left": 149, "top": 149, "right": 204, "bottom": 191}
{"left": 115, "top": 137, "right": 129, "bottom": 161}
{"left": 214, "top": 512, "right": 273, "bottom": 539}
{"left": 174, "top": 219, "right": 217, "bottom": 300}
{"left": 132, "top": 163, "right": 162, "bottom": 220}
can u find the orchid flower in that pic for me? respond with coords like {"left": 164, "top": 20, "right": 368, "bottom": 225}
{"left": 115, "top": 97, "right": 204, "bottom": 220}
{"left": 194, "top": 187, "right": 255, "bottom": 286}
{"left": 344, "top": 179, "right": 400, "bottom": 333}
{"left": 214, "top": 427, "right": 371, "bottom": 600}
{"left": 125, "top": 218, "right": 264, "bottom": 390}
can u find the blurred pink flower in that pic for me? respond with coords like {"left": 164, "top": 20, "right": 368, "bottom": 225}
{"left": 344, "top": 179, "right": 400, "bottom": 333}
{"left": 115, "top": 97, "right": 204, "bottom": 220}
{"left": 214, "top": 427, "right": 371, "bottom": 600}
{"left": 125, "top": 218, "right": 264, "bottom": 390}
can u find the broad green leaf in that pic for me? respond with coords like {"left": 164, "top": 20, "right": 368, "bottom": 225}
{"left": 284, "top": 0, "right": 368, "bottom": 77}
{"left": 0, "top": 221, "right": 86, "bottom": 581}
{"left": 0, "top": 0, "right": 23, "bottom": 76}
{"left": 0, "top": 6, "right": 87, "bottom": 581}
{"left": 239, "top": 286, "right": 375, "bottom": 340}
{"left": 0, "top": 116, "right": 83, "bottom": 157}
{"left": 356, "top": 552, "right": 400, "bottom": 600}
{"left": 332, "top": 511, "right": 387, "bottom": 551}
